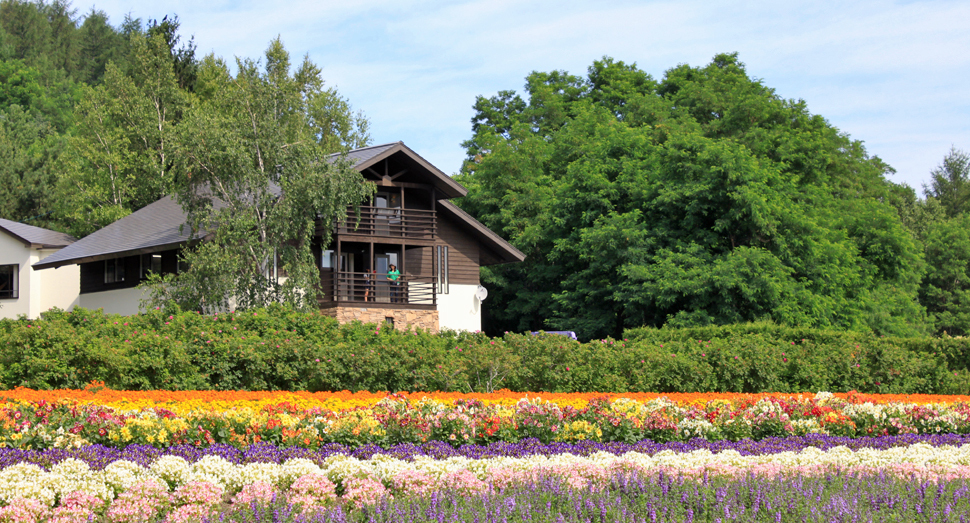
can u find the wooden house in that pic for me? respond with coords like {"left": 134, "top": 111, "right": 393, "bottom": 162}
{"left": 32, "top": 142, "right": 524, "bottom": 332}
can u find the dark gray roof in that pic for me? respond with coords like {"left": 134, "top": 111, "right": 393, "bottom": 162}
{"left": 331, "top": 142, "right": 400, "bottom": 167}
{"left": 437, "top": 200, "right": 526, "bottom": 266}
{"left": 0, "top": 218, "right": 76, "bottom": 249}
{"left": 32, "top": 197, "right": 194, "bottom": 270}
{"left": 330, "top": 142, "right": 467, "bottom": 199}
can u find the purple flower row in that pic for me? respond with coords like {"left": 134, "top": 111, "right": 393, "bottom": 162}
{"left": 202, "top": 469, "right": 970, "bottom": 523}
{"left": 7, "top": 432, "right": 970, "bottom": 471}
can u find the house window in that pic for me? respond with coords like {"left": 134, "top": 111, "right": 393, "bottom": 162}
{"left": 140, "top": 254, "right": 162, "bottom": 280}
{"left": 437, "top": 245, "right": 449, "bottom": 294}
{"left": 104, "top": 258, "right": 125, "bottom": 284}
{"left": 321, "top": 249, "right": 335, "bottom": 269}
{"left": 0, "top": 265, "right": 18, "bottom": 299}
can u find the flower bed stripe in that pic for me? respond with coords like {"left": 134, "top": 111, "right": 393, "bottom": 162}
{"left": 2, "top": 443, "right": 970, "bottom": 520}
{"left": 5, "top": 392, "right": 970, "bottom": 450}
{"left": 3, "top": 387, "right": 970, "bottom": 409}
{"left": 4, "top": 434, "right": 970, "bottom": 471}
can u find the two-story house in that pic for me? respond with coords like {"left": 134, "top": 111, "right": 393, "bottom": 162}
{"left": 32, "top": 142, "right": 524, "bottom": 332}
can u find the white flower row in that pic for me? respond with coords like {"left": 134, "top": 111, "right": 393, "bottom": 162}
{"left": 2, "top": 442, "right": 970, "bottom": 507}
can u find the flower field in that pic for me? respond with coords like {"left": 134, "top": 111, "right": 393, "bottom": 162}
{"left": 3, "top": 389, "right": 970, "bottom": 450}
{"left": 4, "top": 389, "right": 970, "bottom": 521}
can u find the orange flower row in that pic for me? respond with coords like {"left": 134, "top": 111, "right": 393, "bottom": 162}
{"left": 0, "top": 384, "right": 967, "bottom": 410}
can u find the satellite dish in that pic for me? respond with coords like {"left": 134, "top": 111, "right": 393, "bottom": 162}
{"left": 476, "top": 285, "right": 488, "bottom": 302}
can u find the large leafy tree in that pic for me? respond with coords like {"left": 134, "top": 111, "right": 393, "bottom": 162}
{"left": 457, "top": 54, "right": 926, "bottom": 339}
{"left": 143, "top": 39, "right": 373, "bottom": 313}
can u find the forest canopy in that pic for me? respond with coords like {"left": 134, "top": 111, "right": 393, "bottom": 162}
{"left": 456, "top": 54, "right": 967, "bottom": 339}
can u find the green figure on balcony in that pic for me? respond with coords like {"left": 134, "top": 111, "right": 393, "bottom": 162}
{"left": 388, "top": 264, "right": 401, "bottom": 302}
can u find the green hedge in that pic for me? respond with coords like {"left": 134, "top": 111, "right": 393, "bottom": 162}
{"left": 1, "top": 307, "right": 968, "bottom": 393}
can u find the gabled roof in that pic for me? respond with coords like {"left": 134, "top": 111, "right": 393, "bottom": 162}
{"left": 437, "top": 200, "right": 525, "bottom": 266}
{"left": 32, "top": 197, "right": 193, "bottom": 270}
{"left": 331, "top": 142, "right": 468, "bottom": 199}
{"left": 0, "top": 218, "right": 76, "bottom": 249}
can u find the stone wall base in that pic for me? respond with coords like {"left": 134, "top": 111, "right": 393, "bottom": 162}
{"left": 322, "top": 307, "right": 439, "bottom": 333}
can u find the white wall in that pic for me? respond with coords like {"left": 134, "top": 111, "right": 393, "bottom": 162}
{"left": 35, "top": 249, "right": 79, "bottom": 316}
{"left": 79, "top": 287, "right": 146, "bottom": 316}
{"left": 437, "top": 283, "right": 481, "bottom": 332}
{"left": 0, "top": 233, "right": 31, "bottom": 319}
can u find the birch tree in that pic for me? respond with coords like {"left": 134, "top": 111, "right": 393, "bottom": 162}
{"left": 143, "top": 39, "right": 373, "bottom": 312}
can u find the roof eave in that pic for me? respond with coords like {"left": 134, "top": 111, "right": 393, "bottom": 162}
{"left": 436, "top": 200, "right": 525, "bottom": 266}
{"left": 32, "top": 240, "right": 191, "bottom": 271}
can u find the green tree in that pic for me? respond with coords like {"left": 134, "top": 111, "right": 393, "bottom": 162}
{"left": 55, "top": 30, "right": 188, "bottom": 236}
{"left": 142, "top": 39, "right": 373, "bottom": 312}
{"left": 146, "top": 15, "right": 197, "bottom": 91}
{"left": 0, "top": 0, "right": 82, "bottom": 84}
{"left": 0, "top": 104, "right": 64, "bottom": 223}
{"left": 457, "top": 54, "right": 925, "bottom": 339}
{"left": 921, "top": 214, "right": 970, "bottom": 336}
{"left": 0, "top": 58, "right": 72, "bottom": 225}
{"left": 76, "top": 8, "right": 125, "bottom": 85}
{"left": 924, "top": 147, "right": 970, "bottom": 218}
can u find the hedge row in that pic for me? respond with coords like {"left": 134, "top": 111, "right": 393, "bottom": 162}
{"left": 1, "top": 306, "right": 969, "bottom": 393}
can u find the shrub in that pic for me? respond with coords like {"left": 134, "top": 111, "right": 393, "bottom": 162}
{"left": 0, "top": 310, "right": 967, "bottom": 393}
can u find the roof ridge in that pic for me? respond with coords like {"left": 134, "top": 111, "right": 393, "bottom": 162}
{"left": 327, "top": 142, "right": 401, "bottom": 158}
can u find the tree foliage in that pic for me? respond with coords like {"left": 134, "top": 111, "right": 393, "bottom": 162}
{"left": 457, "top": 54, "right": 927, "bottom": 339}
{"left": 924, "top": 147, "right": 970, "bottom": 219}
{"left": 55, "top": 29, "right": 188, "bottom": 236}
{"left": 141, "top": 39, "right": 373, "bottom": 312}
{"left": 920, "top": 213, "right": 970, "bottom": 336}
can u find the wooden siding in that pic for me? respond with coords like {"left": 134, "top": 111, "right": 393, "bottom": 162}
{"left": 404, "top": 246, "right": 433, "bottom": 276}
{"left": 437, "top": 214, "right": 480, "bottom": 285}
{"left": 401, "top": 214, "right": 480, "bottom": 285}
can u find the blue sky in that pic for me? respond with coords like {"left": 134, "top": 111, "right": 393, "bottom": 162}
{"left": 88, "top": 0, "right": 968, "bottom": 191}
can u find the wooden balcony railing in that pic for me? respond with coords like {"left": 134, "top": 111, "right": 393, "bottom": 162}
{"left": 336, "top": 207, "right": 436, "bottom": 239}
{"left": 319, "top": 270, "right": 436, "bottom": 306}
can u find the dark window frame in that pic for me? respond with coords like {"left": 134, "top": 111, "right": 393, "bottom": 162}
{"left": 104, "top": 258, "right": 125, "bottom": 284}
{"left": 140, "top": 253, "right": 163, "bottom": 280}
{"left": 0, "top": 264, "right": 18, "bottom": 299}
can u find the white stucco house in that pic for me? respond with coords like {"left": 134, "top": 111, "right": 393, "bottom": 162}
{"left": 32, "top": 142, "right": 524, "bottom": 332}
{"left": 0, "top": 218, "right": 79, "bottom": 320}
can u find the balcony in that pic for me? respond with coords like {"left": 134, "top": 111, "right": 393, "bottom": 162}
{"left": 336, "top": 207, "right": 436, "bottom": 239}
{"left": 318, "top": 270, "right": 437, "bottom": 309}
